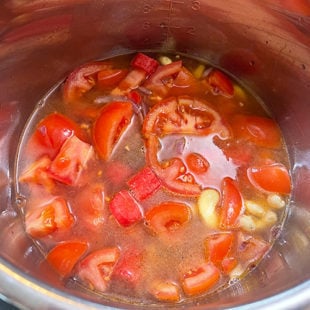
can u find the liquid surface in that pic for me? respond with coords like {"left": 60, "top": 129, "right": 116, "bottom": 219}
{"left": 15, "top": 52, "right": 291, "bottom": 304}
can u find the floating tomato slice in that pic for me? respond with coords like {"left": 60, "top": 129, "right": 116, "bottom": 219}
{"left": 25, "top": 197, "right": 74, "bottom": 238}
{"left": 149, "top": 280, "right": 181, "bottom": 302}
{"left": 236, "top": 232, "right": 270, "bottom": 267}
{"left": 48, "top": 135, "right": 94, "bottom": 186}
{"left": 46, "top": 241, "right": 88, "bottom": 277}
{"left": 219, "top": 177, "right": 243, "bottom": 229}
{"left": 109, "top": 190, "right": 143, "bottom": 227}
{"left": 143, "top": 60, "right": 183, "bottom": 97}
{"left": 29, "top": 112, "right": 82, "bottom": 159}
{"left": 93, "top": 101, "right": 133, "bottom": 161}
{"left": 185, "top": 152, "right": 210, "bottom": 175}
{"left": 205, "top": 231, "right": 234, "bottom": 264}
{"left": 207, "top": 69, "right": 234, "bottom": 97}
{"left": 230, "top": 114, "right": 282, "bottom": 148}
{"left": 181, "top": 262, "right": 220, "bottom": 296}
{"left": 127, "top": 166, "right": 162, "bottom": 201}
{"left": 112, "top": 69, "right": 146, "bottom": 94}
{"left": 131, "top": 53, "right": 159, "bottom": 75}
{"left": 74, "top": 183, "right": 106, "bottom": 231}
{"left": 145, "top": 202, "right": 191, "bottom": 234}
{"left": 97, "top": 68, "right": 128, "bottom": 88}
{"left": 247, "top": 163, "right": 291, "bottom": 194}
{"left": 112, "top": 248, "right": 144, "bottom": 285}
{"left": 63, "top": 61, "right": 112, "bottom": 103}
{"left": 77, "top": 247, "right": 120, "bottom": 292}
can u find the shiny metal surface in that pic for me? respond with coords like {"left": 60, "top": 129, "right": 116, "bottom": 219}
{"left": 0, "top": 0, "right": 309, "bottom": 309}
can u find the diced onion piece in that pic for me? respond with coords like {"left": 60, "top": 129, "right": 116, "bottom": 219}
{"left": 256, "top": 210, "right": 278, "bottom": 229}
{"left": 239, "top": 215, "right": 256, "bottom": 232}
{"left": 198, "top": 189, "right": 220, "bottom": 229}
{"left": 158, "top": 56, "right": 172, "bottom": 66}
{"left": 245, "top": 200, "right": 265, "bottom": 218}
{"left": 267, "top": 194, "right": 286, "bottom": 209}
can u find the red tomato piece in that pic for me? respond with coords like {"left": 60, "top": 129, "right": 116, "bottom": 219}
{"left": 222, "top": 256, "right": 238, "bottom": 274}
{"left": 127, "top": 90, "right": 142, "bottom": 105}
{"left": 46, "top": 241, "right": 88, "bottom": 277}
{"left": 29, "top": 112, "right": 82, "bottom": 159}
{"left": 230, "top": 114, "right": 282, "bottom": 149}
{"left": 97, "top": 68, "right": 128, "bottom": 88}
{"left": 19, "top": 156, "right": 55, "bottom": 191}
{"left": 236, "top": 232, "right": 270, "bottom": 267}
{"left": 149, "top": 280, "right": 181, "bottom": 302}
{"left": 93, "top": 101, "right": 133, "bottom": 161}
{"left": 77, "top": 247, "right": 120, "bottom": 292}
{"left": 49, "top": 135, "right": 94, "bottom": 186}
{"left": 185, "top": 152, "right": 210, "bottom": 175}
{"left": 131, "top": 53, "right": 159, "bottom": 75}
{"left": 127, "top": 166, "right": 162, "bottom": 201}
{"left": 145, "top": 202, "right": 191, "bottom": 234}
{"left": 112, "top": 69, "right": 147, "bottom": 94}
{"left": 205, "top": 232, "right": 234, "bottom": 264}
{"left": 113, "top": 248, "right": 144, "bottom": 285}
{"left": 207, "top": 69, "right": 234, "bottom": 97}
{"left": 144, "top": 60, "right": 183, "bottom": 97}
{"left": 109, "top": 190, "right": 143, "bottom": 227}
{"left": 63, "top": 61, "right": 112, "bottom": 103}
{"left": 75, "top": 183, "right": 106, "bottom": 231}
{"left": 219, "top": 177, "right": 243, "bottom": 229}
{"left": 181, "top": 262, "right": 220, "bottom": 296}
{"left": 247, "top": 163, "right": 291, "bottom": 194}
{"left": 25, "top": 197, "right": 74, "bottom": 238}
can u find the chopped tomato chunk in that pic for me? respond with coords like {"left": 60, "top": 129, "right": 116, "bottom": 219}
{"left": 29, "top": 112, "right": 82, "bottom": 159}
{"left": 93, "top": 101, "right": 133, "bottom": 160}
{"left": 145, "top": 202, "right": 191, "bottom": 234}
{"left": 247, "top": 163, "right": 291, "bottom": 194}
{"left": 205, "top": 232, "right": 234, "bottom": 264}
{"left": 109, "top": 190, "right": 143, "bottom": 227}
{"left": 181, "top": 262, "right": 220, "bottom": 296}
{"left": 97, "top": 68, "right": 128, "bottom": 88}
{"left": 149, "top": 280, "right": 181, "bottom": 302}
{"left": 25, "top": 197, "right": 74, "bottom": 238}
{"left": 48, "top": 135, "right": 94, "bottom": 186}
{"left": 77, "top": 247, "right": 120, "bottom": 292}
{"left": 127, "top": 166, "right": 161, "bottom": 201}
{"left": 221, "top": 256, "right": 238, "bottom": 274}
{"left": 131, "top": 53, "right": 159, "bottom": 75}
{"left": 46, "top": 241, "right": 88, "bottom": 277}
{"left": 113, "top": 69, "right": 146, "bottom": 94}
{"left": 230, "top": 114, "right": 282, "bottom": 148}
{"left": 219, "top": 177, "right": 243, "bottom": 229}
{"left": 207, "top": 69, "right": 234, "bottom": 97}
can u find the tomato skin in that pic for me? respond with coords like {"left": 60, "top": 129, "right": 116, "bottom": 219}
{"left": 48, "top": 135, "right": 94, "bottom": 186}
{"left": 149, "top": 280, "right": 181, "bottom": 302}
{"left": 97, "top": 69, "right": 128, "bottom": 88}
{"left": 113, "top": 69, "right": 146, "bottom": 94}
{"left": 181, "top": 262, "right": 220, "bottom": 296}
{"left": 77, "top": 247, "right": 120, "bottom": 292}
{"left": 109, "top": 190, "right": 143, "bottom": 227}
{"left": 131, "top": 53, "right": 159, "bottom": 75}
{"left": 219, "top": 177, "right": 243, "bottom": 229}
{"left": 247, "top": 163, "right": 291, "bottom": 194}
{"left": 145, "top": 202, "right": 191, "bottom": 234}
{"left": 205, "top": 232, "right": 234, "bottom": 264}
{"left": 63, "top": 61, "right": 112, "bottom": 103}
{"left": 230, "top": 114, "right": 282, "bottom": 148}
{"left": 46, "top": 241, "right": 88, "bottom": 277}
{"left": 127, "top": 166, "right": 162, "bottom": 201}
{"left": 186, "top": 153, "right": 209, "bottom": 175}
{"left": 93, "top": 101, "right": 133, "bottom": 161}
{"left": 29, "top": 112, "right": 82, "bottom": 159}
{"left": 207, "top": 69, "right": 234, "bottom": 97}
{"left": 25, "top": 197, "right": 74, "bottom": 238}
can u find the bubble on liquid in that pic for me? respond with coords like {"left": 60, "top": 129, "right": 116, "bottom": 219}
{"left": 15, "top": 195, "right": 27, "bottom": 208}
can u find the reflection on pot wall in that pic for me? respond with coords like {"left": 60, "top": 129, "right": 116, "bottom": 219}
{"left": 0, "top": 0, "right": 309, "bottom": 309}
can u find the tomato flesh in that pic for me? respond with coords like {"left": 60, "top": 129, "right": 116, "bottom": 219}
{"left": 247, "top": 163, "right": 291, "bottom": 194}
{"left": 93, "top": 101, "right": 133, "bottom": 161}
{"left": 131, "top": 53, "right": 159, "bottom": 75}
{"left": 46, "top": 241, "right": 88, "bottom": 277}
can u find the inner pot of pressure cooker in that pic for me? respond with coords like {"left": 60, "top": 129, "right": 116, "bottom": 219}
{"left": 0, "top": 0, "right": 309, "bottom": 309}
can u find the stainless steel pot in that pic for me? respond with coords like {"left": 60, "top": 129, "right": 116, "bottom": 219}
{"left": 0, "top": 0, "right": 309, "bottom": 309}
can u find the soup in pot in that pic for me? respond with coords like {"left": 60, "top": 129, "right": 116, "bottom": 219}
{"left": 15, "top": 52, "right": 291, "bottom": 303}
